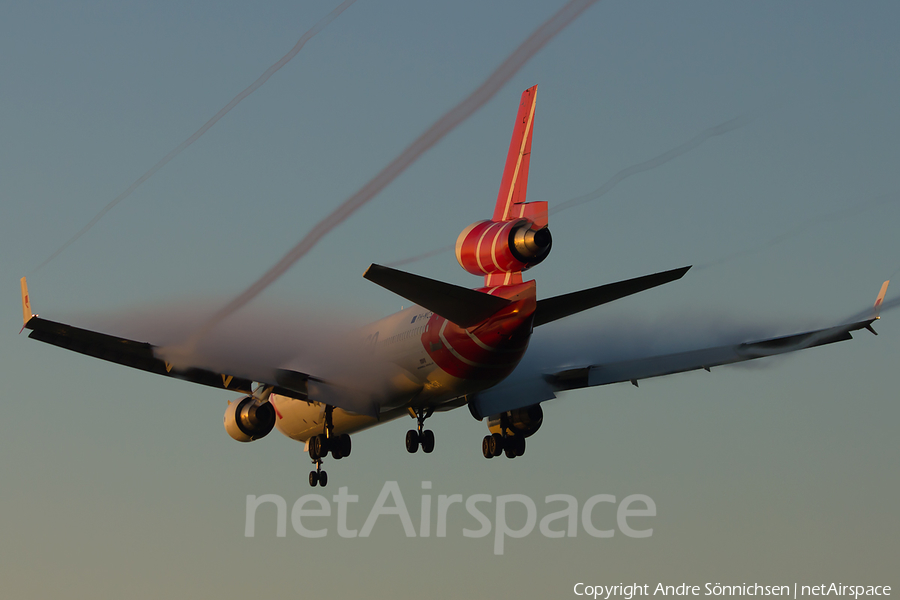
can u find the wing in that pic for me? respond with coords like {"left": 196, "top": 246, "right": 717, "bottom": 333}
{"left": 545, "top": 319, "right": 876, "bottom": 390}
{"left": 18, "top": 278, "right": 379, "bottom": 415}
{"left": 24, "top": 313, "right": 255, "bottom": 394}
{"left": 467, "top": 281, "right": 889, "bottom": 419}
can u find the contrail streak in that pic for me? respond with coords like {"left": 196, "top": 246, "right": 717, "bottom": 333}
{"left": 844, "top": 294, "right": 898, "bottom": 325}
{"left": 386, "top": 244, "right": 454, "bottom": 268}
{"left": 385, "top": 111, "right": 756, "bottom": 268}
{"left": 33, "top": 0, "right": 357, "bottom": 272}
{"left": 550, "top": 112, "right": 757, "bottom": 214}
{"left": 183, "top": 0, "right": 601, "bottom": 346}
{"left": 694, "top": 192, "right": 899, "bottom": 271}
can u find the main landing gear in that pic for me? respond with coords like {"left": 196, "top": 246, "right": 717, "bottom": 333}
{"left": 481, "top": 433, "right": 525, "bottom": 458}
{"left": 405, "top": 407, "right": 435, "bottom": 454}
{"left": 307, "top": 405, "right": 351, "bottom": 487}
{"left": 481, "top": 414, "right": 526, "bottom": 459}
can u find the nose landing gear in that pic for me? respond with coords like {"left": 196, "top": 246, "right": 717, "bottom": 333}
{"left": 309, "top": 459, "right": 327, "bottom": 487}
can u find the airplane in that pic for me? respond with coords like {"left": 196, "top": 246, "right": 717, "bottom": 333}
{"left": 19, "top": 85, "right": 890, "bottom": 488}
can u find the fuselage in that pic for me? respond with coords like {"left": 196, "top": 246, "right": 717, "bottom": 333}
{"left": 271, "top": 281, "right": 537, "bottom": 443}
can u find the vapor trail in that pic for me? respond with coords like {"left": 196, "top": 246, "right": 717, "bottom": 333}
{"left": 33, "top": 0, "right": 357, "bottom": 272}
{"left": 184, "top": 0, "right": 601, "bottom": 346}
{"left": 386, "top": 243, "right": 454, "bottom": 268}
{"left": 550, "top": 112, "right": 757, "bottom": 214}
{"left": 694, "top": 192, "right": 899, "bottom": 271}
{"left": 385, "top": 111, "right": 755, "bottom": 268}
{"left": 844, "top": 294, "right": 899, "bottom": 325}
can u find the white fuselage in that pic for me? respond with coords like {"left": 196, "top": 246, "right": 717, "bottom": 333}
{"left": 270, "top": 306, "right": 470, "bottom": 443}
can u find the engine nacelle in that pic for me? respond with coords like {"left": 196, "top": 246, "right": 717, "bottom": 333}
{"left": 487, "top": 404, "right": 543, "bottom": 438}
{"left": 224, "top": 397, "right": 276, "bottom": 442}
{"left": 456, "top": 219, "right": 551, "bottom": 276}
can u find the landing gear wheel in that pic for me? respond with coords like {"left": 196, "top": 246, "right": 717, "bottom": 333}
{"left": 340, "top": 434, "right": 352, "bottom": 457}
{"left": 490, "top": 433, "right": 504, "bottom": 457}
{"left": 406, "top": 430, "right": 420, "bottom": 453}
{"left": 503, "top": 437, "right": 519, "bottom": 458}
{"left": 308, "top": 406, "right": 338, "bottom": 487}
{"left": 514, "top": 435, "right": 526, "bottom": 456}
{"left": 313, "top": 434, "right": 328, "bottom": 459}
{"left": 421, "top": 429, "right": 435, "bottom": 453}
{"left": 407, "top": 407, "right": 434, "bottom": 455}
{"left": 482, "top": 435, "right": 493, "bottom": 459}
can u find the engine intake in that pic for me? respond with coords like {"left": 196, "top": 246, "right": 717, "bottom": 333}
{"left": 456, "top": 219, "right": 551, "bottom": 276}
{"left": 224, "top": 397, "right": 276, "bottom": 442}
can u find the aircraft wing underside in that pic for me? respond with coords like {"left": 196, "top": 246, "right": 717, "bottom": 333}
{"left": 23, "top": 315, "right": 321, "bottom": 403}
{"left": 467, "top": 319, "right": 877, "bottom": 419}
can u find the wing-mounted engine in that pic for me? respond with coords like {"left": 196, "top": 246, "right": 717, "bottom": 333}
{"left": 487, "top": 404, "right": 543, "bottom": 438}
{"left": 480, "top": 404, "right": 544, "bottom": 459}
{"left": 224, "top": 396, "right": 276, "bottom": 442}
{"left": 455, "top": 218, "right": 552, "bottom": 277}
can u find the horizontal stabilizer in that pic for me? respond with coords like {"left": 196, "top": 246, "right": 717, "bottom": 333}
{"left": 533, "top": 266, "right": 691, "bottom": 327}
{"left": 364, "top": 264, "right": 511, "bottom": 328}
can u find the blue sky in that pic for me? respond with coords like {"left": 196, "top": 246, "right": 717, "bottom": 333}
{"left": 2, "top": 1, "right": 898, "bottom": 597}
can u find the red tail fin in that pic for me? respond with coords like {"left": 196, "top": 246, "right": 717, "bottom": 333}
{"left": 493, "top": 85, "right": 538, "bottom": 222}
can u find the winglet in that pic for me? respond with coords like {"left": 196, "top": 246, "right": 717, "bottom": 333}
{"left": 873, "top": 280, "right": 889, "bottom": 318}
{"left": 20, "top": 277, "right": 34, "bottom": 333}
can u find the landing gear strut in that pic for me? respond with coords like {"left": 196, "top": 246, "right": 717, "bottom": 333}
{"left": 307, "top": 404, "right": 351, "bottom": 487}
{"left": 481, "top": 413, "right": 525, "bottom": 459}
{"left": 406, "top": 408, "right": 435, "bottom": 454}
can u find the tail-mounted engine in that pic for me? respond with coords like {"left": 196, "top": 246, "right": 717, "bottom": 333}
{"left": 487, "top": 404, "right": 543, "bottom": 438}
{"left": 456, "top": 219, "right": 552, "bottom": 276}
{"left": 224, "top": 396, "right": 276, "bottom": 442}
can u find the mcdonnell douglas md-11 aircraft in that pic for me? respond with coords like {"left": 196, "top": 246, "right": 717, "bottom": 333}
{"left": 20, "top": 86, "right": 890, "bottom": 487}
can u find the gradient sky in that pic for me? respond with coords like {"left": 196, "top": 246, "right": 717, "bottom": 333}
{"left": 2, "top": 1, "right": 898, "bottom": 597}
